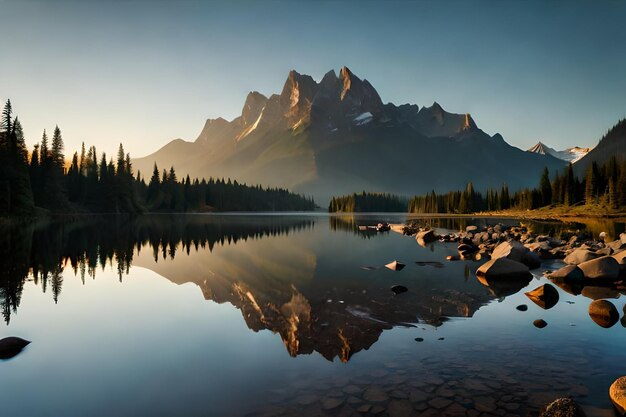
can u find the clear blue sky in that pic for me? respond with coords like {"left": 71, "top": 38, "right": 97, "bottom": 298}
{"left": 1, "top": 0, "right": 625, "bottom": 158}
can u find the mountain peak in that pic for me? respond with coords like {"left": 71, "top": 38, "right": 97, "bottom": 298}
{"left": 241, "top": 91, "right": 268, "bottom": 126}
{"left": 339, "top": 65, "right": 353, "bottom": 79}
{"left": 527, "top": 141, "right": 591, "bottom": 163}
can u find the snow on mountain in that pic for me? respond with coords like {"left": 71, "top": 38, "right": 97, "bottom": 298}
{"left": 527, "top": 141, "right": 590, "bottom": 163}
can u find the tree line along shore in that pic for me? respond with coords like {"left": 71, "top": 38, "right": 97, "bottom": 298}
{"left": 329, "top": 159, "right": 626, "bottom": 219}
{"left": 0, "top": 99, "right": 316, "bottom": 219}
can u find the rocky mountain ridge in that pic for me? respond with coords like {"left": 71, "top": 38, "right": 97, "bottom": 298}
{"left": 133, "top": 66, "right": 566, "bottom": 202}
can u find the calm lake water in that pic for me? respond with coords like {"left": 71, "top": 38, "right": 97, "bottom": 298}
{"left": 1, "top": 214, "right": 625, "bottom": 417}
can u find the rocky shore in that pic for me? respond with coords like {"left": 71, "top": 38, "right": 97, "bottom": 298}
{"left": 400, "top": 220, "right": 626, "bottom": 416}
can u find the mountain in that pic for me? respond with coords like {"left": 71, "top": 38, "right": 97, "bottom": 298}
{"left": 133, "top": 66, "right": 566, "bottom": 202}
{"left": 132, "top": 220, "right": 495, "bottom": 362}
{"left": 574, "top": 118, "right": 626, "bottom": 176}
{"left": 527, "top": 141, "right": 590, "bottom": 163}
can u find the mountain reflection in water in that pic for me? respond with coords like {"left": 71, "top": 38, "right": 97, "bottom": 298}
{"left": 2, "top": 214, "right": 625, "bottom": 364}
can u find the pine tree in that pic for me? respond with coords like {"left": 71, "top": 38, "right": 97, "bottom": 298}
{"left": 79, "top": 142, "right": 86, "bottom": 175}
{"left": 116, "top": 144, "right": 126, "bottom": 175}
{"left": 51, "top": 125, "right": 64, "bottom": 169}
{"left": 618, "top": 162, "right": 626, "bottom": 208}
{"left": 500, "top": 184, "right": 510, "bottom": 210}
{"left": 40, "top": 130, "right": 49, "bottom": 165}
{"left": 564, "top": 163, "right": 575, "bottom": 206}
{"left": 1, "top": 99, "right": 12, "bottom": 136}
{"left": 539, "top": 167, "right": 552, "bottom": 206}
{"left": 608, "top": 177, "right": 617, "bottom": 209}
{"left": 585, "top": 166, "right": 595, "bottom": 205}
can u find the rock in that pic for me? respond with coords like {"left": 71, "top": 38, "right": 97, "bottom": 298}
{"left": 446, "top": 255, "right": 459, "bottom": 261}
{"left": 516, "top": 304, "right": 528, "bottom": 311}
{"left": 588, "top": 299, "right": 619, "bottom": 328}
{"left": 363, "top": 387, "right": 389, "bottom": 403}
{"left": 458, "top": 243, "right": 478, "bottom": 254}
{"left": 491, "top": 240, "right": 542, "bottom": 269}
{"left": 387, "top": 399, "right": 413, "bottom": 417}
{"left": 0, "top": 336, "right": 31, "bottom": 360}
{"left": 466, "top": 225, "right": 478, "bottom": 233}
{"left": 476, "top": 258, "right": 531, "bottom": 280}
{"left": 492, "top": 240, "right": 525, "bottom": 260}
{"left": 522, "top": 250, "right": 542, "bottom": 269}
{"left": 597, "top": 247, "right": 614, "bottom": 256}
{"left": 578, "top": 256, "right": 620, "bottom": 280}
{"left": 621, "top": 233, "right": 626, "bottom": 245}
{"left": 610, "top": 376, "right": 626, "bottom": 415}
{"left": 548, "top": 265, "right": 584, "bottom": 283}
{"left": 322, "top": 396, "right": 344, "bottom": 411}
{"left": 391, "top": 285, "right": 408, "bottom": 295}
{"left": 533, "top": 319, "right": 548, "bottom": 328}
{"left": 414, "top": 337, "right": 424, "bottom": 342}
{"left": 342, "top": 385, "right": 362, "bottom": 395}
{"left": 416, "top": 229, "right": 437, "bottom": 246}
{"left": 614, "top": 249, "right": 626, "bottom": 261}
{"left": 564, "top": 249, "right": 600, "bottom": 265}
{"left": 385, "top": 260, "right": 406, "bottom": 271}
{"left": 428, "top": 397, "right": 452, "bottom": 409}
{"left": 539, "top": 397, "right": 587, "bottom": 417}
{"left": 525, "top": 284, "right": 560, "bottom": 310}
{"left": 608, "top": 240, "right": 625, "bottom": 251}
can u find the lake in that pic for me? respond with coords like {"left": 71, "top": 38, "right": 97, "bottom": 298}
{"left": 1, "top": 214, "right": 625, "bottom": 417}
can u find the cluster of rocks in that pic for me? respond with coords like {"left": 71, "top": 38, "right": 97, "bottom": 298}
{"left": 405, "top": 223, "right": 626, "bottom": 284}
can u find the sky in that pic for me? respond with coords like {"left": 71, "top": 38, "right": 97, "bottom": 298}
{"left": 1, "top": 0, "right": 625, "bottom": 159}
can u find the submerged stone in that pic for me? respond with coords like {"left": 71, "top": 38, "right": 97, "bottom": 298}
{"left": 390, "top": 285, "right": 408, "bottom": 295}
{"left": 539, "top": 397, "right": 587, "bottom": 417}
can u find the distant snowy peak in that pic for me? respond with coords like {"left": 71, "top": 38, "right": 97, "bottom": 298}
{"left": 527, "top": 141, "right": 557, "bottom": 156}
{"left": 527, "top": 141, "right": 591, "bottom": 163}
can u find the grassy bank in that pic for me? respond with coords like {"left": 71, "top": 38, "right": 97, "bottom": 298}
{"left": 474, "top": 203, "right": 626, "bottom": 221}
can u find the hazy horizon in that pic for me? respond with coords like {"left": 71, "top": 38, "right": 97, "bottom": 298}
{"left": 1, "top": 0, "right": 625, "bottom": 158}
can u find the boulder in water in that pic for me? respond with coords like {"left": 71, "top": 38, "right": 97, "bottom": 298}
{"left": 476, "top": 258, "right": 531, "bottom": 280}
{"left": 525, "top": 284, "right": 559, "bottom": 310}
{"left": 492, "top": 240, "right": 540, "bottom": 269}
{"left": 588, "top": 299, "right": 619, "bottom": 328}
{"left": 0, "top": 337, "right": 31, "bottom": 360}
{"left": 539, "top": 397, "right": 587, "bottom": 417}
{"left": 416, "top": 229, "right": 436, "bottom": 246}
{"left": 385, "top": 260, "right": 405, "bottom": 271}
{"left": 610, "top": 376, "right": 626, "bottom": 416}
{"left": 548, "top": 265, "right": 584, "bottom": 283}
{"left": 578, "top": 256, "right": 620, "bottom": 280}
{"left": 564, "top": 249, "right": 599, "bottom": 265}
